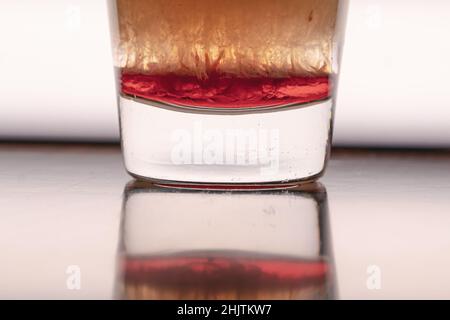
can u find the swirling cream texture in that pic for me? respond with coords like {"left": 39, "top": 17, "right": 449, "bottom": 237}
{"left": 116, "top": 0, "right": 339, "bottom": 78}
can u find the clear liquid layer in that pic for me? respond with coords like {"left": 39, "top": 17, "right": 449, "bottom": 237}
{"left": 120, "top": 96, "right": 332, "bottom": 184}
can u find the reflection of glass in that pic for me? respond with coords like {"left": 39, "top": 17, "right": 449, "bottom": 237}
{"left": 117, "top": 181, "right": 336, "bottom": 300}
{"left": 108, "top": 0, "right": 348, "bottom": 187}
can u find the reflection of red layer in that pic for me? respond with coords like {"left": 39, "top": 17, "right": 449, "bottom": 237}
{"left": 154, "top": 183, "right": 299, "bottom": 191}
{"left": 125, "top": 255, "right": 328, "bottom": 286}
{"left": 121, "top": 73, "right": 330, "bottom": 109}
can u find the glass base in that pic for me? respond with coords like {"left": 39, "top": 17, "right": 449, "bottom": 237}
{"left": 119, "top": 96, "right": 332, "bottom": 186}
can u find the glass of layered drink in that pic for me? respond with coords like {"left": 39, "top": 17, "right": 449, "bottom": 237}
{"left": 108, "top": 0, "right": 347, "bottom": 189}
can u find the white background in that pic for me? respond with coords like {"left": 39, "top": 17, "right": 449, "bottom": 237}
{"left": 0, "top": 0, "right": 449, "bottom": 147}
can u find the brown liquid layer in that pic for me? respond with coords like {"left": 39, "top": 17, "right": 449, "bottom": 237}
{"left": 115, "top": 0, "right": 339, "bottom": 79}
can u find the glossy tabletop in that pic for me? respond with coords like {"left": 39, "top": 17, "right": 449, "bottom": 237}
{"left": 0, "top": 143, "right": 449, "bottom": 299}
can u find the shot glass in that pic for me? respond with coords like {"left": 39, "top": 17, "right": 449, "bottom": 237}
{"left": 108, "top": 0, "right": 348, "bottom": 188}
